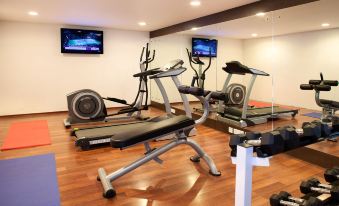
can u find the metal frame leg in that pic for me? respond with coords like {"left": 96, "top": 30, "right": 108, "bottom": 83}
{"left": 98, "top": 137, "right": 220, "bottom": 198}
{"left": 186, "top": 138, "right": 221, "bottom": 176}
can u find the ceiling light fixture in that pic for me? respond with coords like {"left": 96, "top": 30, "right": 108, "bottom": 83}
{"left": 190, "top": 1, "right": 201, "bottom": 6}
{"left": 251, "top": 33, "right": 258, "bottom": 37}
{"left": 256, "top": 12, "right": 265, "bottom": 17}
{"left": 191, "top": 27, "right": 199, "bottom": 31}
{"left": 28, "top": 11, "right": 38, "bottom": 16}
{"left": 321, "top": 23, "right": 330, "bottom": 27}
{"left": 138, "top": 22, "right": 146, "bottom": 26}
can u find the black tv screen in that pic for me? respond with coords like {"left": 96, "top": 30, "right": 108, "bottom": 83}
{"left": 61, "top": 28, "right": 103, "bottom": 54}
{"left": 192, "top": 38, "right": 217, "bottom": 57}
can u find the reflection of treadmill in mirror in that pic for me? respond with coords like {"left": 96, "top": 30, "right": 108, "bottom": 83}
{"left": 217, "top": 61, "right": 298, "bottom": 128}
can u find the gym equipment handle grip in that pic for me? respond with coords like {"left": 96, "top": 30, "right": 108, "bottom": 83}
{"left": 314, "top": 85, "right": 331, "bottom": 91}
{"left": 103, "top": 97, "right": 128, "bottom": 105}
{"left": 178, "top": 85, "right": 205, "bottom": 96}
{"left": 323, "top": 80, "right": 338, "bottom": 86}
{"left": 210, "top": 92, "right": 229, "bottom": 102}
{"left": 308, "top": 80, "right": 338, "bottom": 86}
{"left": 300, "top": 84, "right": 314, "bottom": 90}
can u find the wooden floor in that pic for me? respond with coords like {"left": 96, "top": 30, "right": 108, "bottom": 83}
{"left": 0, "top": 107, "right": 337, "bottom": 206}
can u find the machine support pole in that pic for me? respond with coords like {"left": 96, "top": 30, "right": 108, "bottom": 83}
{"left": 241, "top": 75, "right": 257, "bottom": 119}
{"left": 231, "top": 145, "right": 270, "bottom": 206}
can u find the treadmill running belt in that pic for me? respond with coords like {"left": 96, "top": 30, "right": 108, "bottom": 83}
{"left": 224, "top": 106, "right": 298, "bottom": 118}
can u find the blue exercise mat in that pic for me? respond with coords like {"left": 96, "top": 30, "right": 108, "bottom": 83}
{"left": 0, "top": 153, "right": 60, "bottom": 206}
{"left": 302, "top": 112, "right": 322, "bottom": 119}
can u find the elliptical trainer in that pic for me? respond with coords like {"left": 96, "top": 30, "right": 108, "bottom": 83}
{"left": 63, "top": 43, "right": 155, "bottom": 128}
{"left": 186, "top": 48, "right": 212, "bottom": 89}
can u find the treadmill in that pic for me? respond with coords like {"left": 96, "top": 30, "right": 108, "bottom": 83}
{"left": 216, "top": 61, "right": 298, "bottom": 127}
{"left": 72, "top": 59, "right": 194, "bottom": 150}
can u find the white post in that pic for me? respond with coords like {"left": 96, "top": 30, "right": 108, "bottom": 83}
{"left": 231, "top": 145, "right": 270, "bottom": 206}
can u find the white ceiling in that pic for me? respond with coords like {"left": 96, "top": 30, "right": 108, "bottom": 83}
{"left": 0, "top": 0, "right": 257, "bottom": 31}
{"left": 181, "top": 0, "right": 339, "bottom": 39}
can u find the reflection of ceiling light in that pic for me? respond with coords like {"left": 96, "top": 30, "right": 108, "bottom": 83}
{"left": 256, "top": 12, "right": 265, "bottom": 17}
{"left": 251, "top": 33, "right": 258, "bottom": 37}
{"left": 138, "top": 22, "right": 146, "bottom": 26}
{"left": 28, "top": 11, "right": 38, "bottom": 16}
{"left": 191, "top": 27, "right": 199, "bottom": 31}
{"left": 190, "top": 1, "right": 201, "bottom": 6}
{"left": 321, "top": 23, "right": 330, "bottom": 27}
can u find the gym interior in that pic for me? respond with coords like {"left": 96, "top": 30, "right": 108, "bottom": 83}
{"left": 0, "top": 0, "right": 338, "bottom": 205}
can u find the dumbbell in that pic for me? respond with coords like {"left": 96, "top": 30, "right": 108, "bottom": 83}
{"left": 275, "top": 126, "right": 300, "bottom": 150}
{"left": 310, "top": 120, "right": 333, "bottom": 137}
{"left": 276, "top": 122, "right": 322, "bottom": 149}
{"left": 300, "top": 178, "right": 339, "bottom": 201}
{"left": 270, "top": 191, "right": 323, "bottom": 206}
{"left": 324, "top": 167, "right": 339, "bottom": 183}
{"left": 229, "top": 131, "right": 284, "bottom": 157}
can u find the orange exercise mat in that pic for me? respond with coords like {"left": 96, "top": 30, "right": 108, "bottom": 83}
{"left": 249, "top": 100, "right": 274, "bottom": 108}
{"left": 1, "top": 120, "right": 51, "bottom": 151}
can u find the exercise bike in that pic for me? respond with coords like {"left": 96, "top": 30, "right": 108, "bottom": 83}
{"left": 186, "top": 48, "right": 211, "bottom": 89}
{"left": 63, "top": 43, "right": 155, "bottom": 128}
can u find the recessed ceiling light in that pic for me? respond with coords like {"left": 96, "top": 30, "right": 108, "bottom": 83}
{"left": 256, "top": 12, "right": 265, "bottom": 17}
{"left": 190, "top": 1, "right": 201, "bottom": 6}
{"left": 138, "top": 22, "right": 146, "bottom": 26}
{"left": 28, "top": 11, "right": 38, "bottom": 16}
{"left": 251, "top": 33, "right": 258, "bottom": 37}
{"left": 191, "top": 27, "right": 199, "bottom": 31}
{"left": 321, "top": 23, "right": 330, "bottom": 27}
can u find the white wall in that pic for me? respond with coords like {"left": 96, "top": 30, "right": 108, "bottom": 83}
{"left": 150, "top": 34, "right": 243, "bottom": 103}
{"left": 243, "top": 28, "right": 339, "bottom": 110}
{"left": 0, "top": 21, "right": 149, "bottom": 115}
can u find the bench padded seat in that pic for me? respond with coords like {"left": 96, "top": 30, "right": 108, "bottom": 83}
{"left": 110, "top": 115, "right": 195, "bottom": 148}
{"left": 320, "top": 99, "right": 339, "bottom": 108}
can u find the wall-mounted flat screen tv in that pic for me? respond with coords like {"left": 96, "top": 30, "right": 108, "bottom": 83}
{"left": 61, "top": 28, "right": 103, "bottom": 54}
{"left": 192, "top": 38, "right": 217, "bottom": 57}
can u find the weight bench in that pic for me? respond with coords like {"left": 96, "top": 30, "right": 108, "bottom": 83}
{"left": 98, "top": 86, "right": 224, "bottom": 198}
{"left": 320, "top": 99, "right": 339, "bottom": 109}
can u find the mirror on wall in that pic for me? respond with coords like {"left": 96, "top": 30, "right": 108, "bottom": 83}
{"left": 267, "top": 0, "right": 339, "bottom": 131}
{"left": 149, "top": 31, "right": 219, "bottom": 115}
{"left": 149, "top": 10, "right": 277, "bottom": 134}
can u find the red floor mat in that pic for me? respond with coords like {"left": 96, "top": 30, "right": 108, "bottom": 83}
{"left": 249, "top": 100, "right": 274, "bottom": 108}
{"left": 1, "top": 120, "right": 51, "bottom": 151}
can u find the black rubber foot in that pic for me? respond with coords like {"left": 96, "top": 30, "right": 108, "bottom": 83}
{"left": 209, "top": 170, "right": 221, "bottom": 176}
{"left": 103, "top": 189, "right": 116, "bottom": 198}
{"left": 190, "top": 156, "right": 200, "bottom": 163}
{"left": 97, "top": 176, "right": 101, "bottom": 181}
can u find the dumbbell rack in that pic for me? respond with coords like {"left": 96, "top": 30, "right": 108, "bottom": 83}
{"left": 231, "top": 144, "right": 271, "bottom": 206}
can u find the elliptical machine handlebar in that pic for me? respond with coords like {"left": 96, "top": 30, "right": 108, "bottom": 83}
{"left": 186, "top": 48, "right": 212, "bottom": 88}
{"left": 186, "top": 48, "right": 200, "bottom": 76}
{"left": 140, "top": 43, "right": 155, "bottom": 70}
{"left": 202, "top": 48, "right": 212, "bottom": 75}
